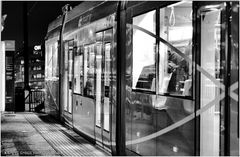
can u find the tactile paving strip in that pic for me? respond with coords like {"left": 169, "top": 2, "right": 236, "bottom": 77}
{"left": 24, "top": 113, "right": 109, "bottom": 156}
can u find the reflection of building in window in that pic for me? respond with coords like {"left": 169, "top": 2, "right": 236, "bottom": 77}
{"left": 83, "top": 44, "right": 95, "bottom": 98}
{"left": 45, "top": 42, "right": 58, "bottom": 79}
{"left": 73, "top": 46, "right": 83, "bottom": 94}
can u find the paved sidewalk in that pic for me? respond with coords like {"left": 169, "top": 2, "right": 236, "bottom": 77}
{"left": 1, "top": 112, "right": 59, "bottom": 156}
{"left": 1, "top": 112, "right": 109, "bottom": 156}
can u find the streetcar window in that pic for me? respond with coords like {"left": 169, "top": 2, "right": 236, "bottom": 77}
{"left": 73, "top": 46, "right": 83, "bottom": 94}
{"left": 45, "top": 42, "right": 58, "bottom": 79}
{"left": 132, "top": 10, "right": 156, "bottom": 92}
{"left": 104, "top": 43, "right": 111, "bottom": 92}
{"left": 83, "top": 44, "right": 95, "bottom": 98}
{"left": 46, "top": 44, "right": 53, "bottom": 78}
{"left": 45, "top": 45, "right": 48, "bottom": 78}
{"left": 68, "top": 45, "right": 73, "bottom": 82}
{"left": 159, "top": 2, "right": 192, "bottom": 96}
{"left": 52, "top": 42, "right": 58, "bottom": 77}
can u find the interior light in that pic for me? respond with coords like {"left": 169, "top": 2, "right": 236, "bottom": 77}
{"left": 167, "top": 1, "right": 191, "bottom": 8}
{"left": 199, "top": 4, "right": 224, "bottom": 14}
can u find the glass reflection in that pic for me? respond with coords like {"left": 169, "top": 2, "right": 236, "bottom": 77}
{"left": 83, "top": 44, "right": 95, "bottom": 98}
{"left": 129, "top": 93, "right": 194, "bottom": 155}
{"left": 132, "top": 10, "right": 156, "bottom": 91}
{"left": 95, "top": 43, "right": 102, "bottom": 127}
{"left": 73, "top": 46, "right": 83, "bottom": 94}
{"left": 104, "top": 43, "right": 111, "bottom": 131}
{"left": 199, "top": 6, "right": 222, "bottom": 156}
{"left": 52, "top": 42, "right": 58, "bottom": 77}
{"left": 159, "top": 2, "right": 192, "bottom": 96}
{"left": 230, "top": 2, "right": 239, "bottom": 155}
{"left": 68, "top": 42, "right": 73, "bottom": 113}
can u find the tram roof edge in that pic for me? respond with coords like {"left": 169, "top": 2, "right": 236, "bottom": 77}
{"left": 46, "top": 1, "right": 103, "bottom": 34}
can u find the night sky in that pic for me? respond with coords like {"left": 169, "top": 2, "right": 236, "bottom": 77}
{"left": 2, "top": 1, "right": 81, "bottom": 51}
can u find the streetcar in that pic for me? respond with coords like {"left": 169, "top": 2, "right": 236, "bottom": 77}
{"left": 45, "top": 1, "right": 239, "bottom": 156}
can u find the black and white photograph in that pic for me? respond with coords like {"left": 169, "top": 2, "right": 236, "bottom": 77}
{"left": 1, "top": 0, "right": 239, "bottom": 156}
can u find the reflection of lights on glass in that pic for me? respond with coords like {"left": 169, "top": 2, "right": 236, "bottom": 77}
{"left": 189, "top": 10, "right": 193, "bottom": 20}
{"left": 167, "top": 1, "right": 191, "bottom": 8}
{"left": 96, "top": 55, "right": 102, "bottom": 59}
{"left": 89, "top": 29, "right": 93, "bottom": 37}
{"left": 199, "top": 4, "right": 224, "bottom": 16}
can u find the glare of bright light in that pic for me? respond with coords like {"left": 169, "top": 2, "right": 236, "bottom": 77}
{"left": 169, "top": 26, "right": 193, "bottom": 42}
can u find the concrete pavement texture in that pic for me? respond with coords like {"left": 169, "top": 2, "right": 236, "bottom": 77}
{"left": 1, "top": 112, "right": 59, "bottom": 156}
{"left": 1, "top": 112, "right": 109, "bottom": 156}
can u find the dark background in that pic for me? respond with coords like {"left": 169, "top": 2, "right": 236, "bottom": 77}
{"left": 1, "top": 1, "right": 81, "bottom": 51}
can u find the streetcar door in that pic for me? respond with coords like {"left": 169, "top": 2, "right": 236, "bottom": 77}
{"left": 68, "top": 40, "right": 74, "bottom": 114}
{"left": 63, "top": 40, "right": 74, "bottom": 125}
{"left": 95, "top": 29, "right": 112, "bottom": 151}
{"left": 196, "top": 2, "right": 231, "bottom": 155}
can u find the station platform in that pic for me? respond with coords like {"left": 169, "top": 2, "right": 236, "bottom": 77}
{"left": 1, "top": 112, "right": 110, "bottom": 156}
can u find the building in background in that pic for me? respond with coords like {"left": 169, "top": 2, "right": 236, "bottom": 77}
{"left": 0, "top": 41, "right": 6, "bottom": 111}
{"left": 4, "top": 40, "right": 15, "bottom": 111}
{"left": 15, "top": 44, "right": 45, "bottom": 89}
{"left": 29, "top": 45, "right": 45, "bottom": 89}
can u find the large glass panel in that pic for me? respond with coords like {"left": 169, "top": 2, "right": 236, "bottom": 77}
{"left": 156, "top": 97, "right": 195, "bottom": 156}
{"left": 159, "top": 2, "right": 192, "bottom": 96}
{"left": 199, "top": 7, "right": 222, "bottom": 156}
{"left": 104, "top": 43, "right": 111, "bottom": 131}
{"left": 68, "top": 46, "right": 73, "bottom": 82}
{"left": 95, "top": 43, "right": 102, "bottom": 127}
{"left": 83, "top": 44, "right": 95, "bottom": 98}
{"left": 64, "top": 42, "right": 68, "bottom": 111}
{"left": 230, "top": 2, "right": 239, "bottom": 155}
{"left": 47, "top": 45, "right": 53, "bottom": 78}
{"left": 45, "top": 45, "right": 48, "bottom": 79}
{"left": 132, "top": 10, "right": 156, "bottom": 91}
{"left": 52, "top": 42, "right": 58, "bottom": 77}
{"left": 74, "top": 46, "right": 83, "bottom": 94}
{"left": 154, "top": 2, "right": 194, "bottom": 156}
{"left": 130, "top": 92, "right": 156, "bottom": 156}
{"left": 68, "top": 44, "right": 73, "bottom": 113}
